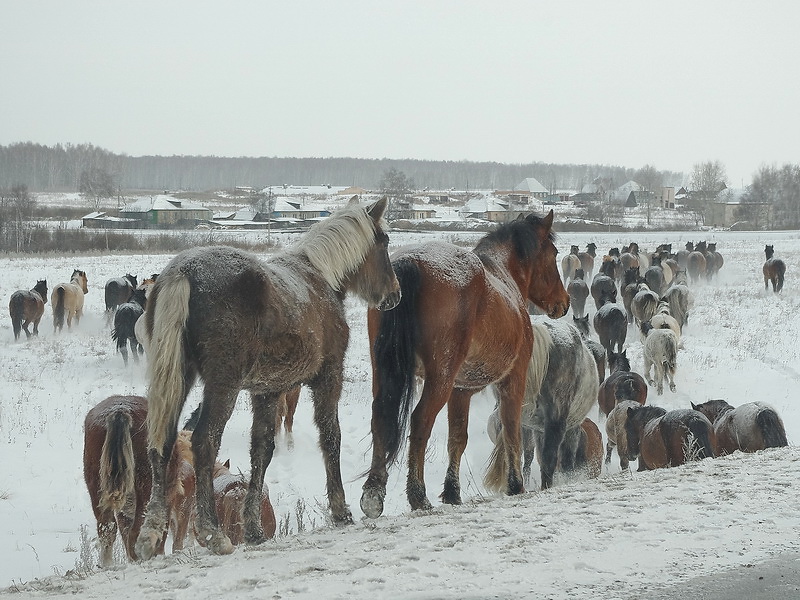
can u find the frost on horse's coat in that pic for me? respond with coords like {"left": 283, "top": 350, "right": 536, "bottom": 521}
{"left": 135, "top": 198, "right": 400, "bottom": 560}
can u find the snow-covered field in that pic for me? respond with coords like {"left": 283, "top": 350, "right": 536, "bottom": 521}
{"left": 1, "top": 227, "right": 799, "bottom": 599}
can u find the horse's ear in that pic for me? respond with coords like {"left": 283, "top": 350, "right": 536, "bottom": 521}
{"left": 348, "top": 194, "right": 360, "bottom": 206}
{"left": 627, "top": 406, "right": 635, "bottom": 417}
{"left": 542, "top": 209, "right": 554, "bottom": 229}
{"left": 367, "top": 196, "right": 388, "bottom": 221}
{"left": 690, "top": 402, "right": 698, "bottom": 411}
{"left": 224, "top": 459, "right": 230, "bottom": 469}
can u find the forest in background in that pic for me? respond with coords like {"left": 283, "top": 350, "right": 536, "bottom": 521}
{"left": 0, "top": 142, "right": 685, "bottom": 194}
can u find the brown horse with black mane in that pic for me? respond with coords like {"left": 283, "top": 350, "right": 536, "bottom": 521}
{"left": 624, "top": 405, "right": 714, "bottom": 470}
{"left": 763, "top": 245, "right": 786, "bottom": 292}
{"left": 135, "top": 197, "right": 400, "bottom": 559}
{"left": 360, "top": 211, "right": 569, "bottom": 517}
{"left": 9, "top": 279, "right": 47, "bottom": 340}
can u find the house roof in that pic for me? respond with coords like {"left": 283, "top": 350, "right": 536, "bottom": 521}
{"left": 514, "top": 178, "right": 548, "bottom": 194}
{"left": 123, "top": 195, "right": 210, "bottom": 213}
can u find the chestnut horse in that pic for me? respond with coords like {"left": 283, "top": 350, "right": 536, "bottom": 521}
{"left": 597, "top": 350, "right": 647, "bottom": 419}
{"left": 361, "top": 211, "right": 568, "bottom": 517}
{"left": 9, "top": 279, "right": 47, "bottom": 340}
{"left": 136, "top": 197, "right": 400, "bottom": 559}
{"left": 197, "top": 459, "right": 277, "bottom": 546}
{"left": 624, "top": 405, "right": 714, "bottom": 470}
{"left": 83, "top": 395, "right": 195, "bottom": 567}
{"left": 763, "top": 245, "right": 786, "bottom": 292}
{"left": 691, "top": 399, "right": 788, "bottom": 455}
{"left": 52, "top": 269, "right": 89, "bottom": 332}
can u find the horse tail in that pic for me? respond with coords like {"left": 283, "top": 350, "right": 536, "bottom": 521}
{"left": 614, "top": 377, "right": 637, "bottom": 403}
{"left": 756, "top": 409, "right": 788, "bottom": 448}
{"left": 484, "top": 433, "right": 510, "bottom": 492}
{"left": 53, "top": 287, "right": 65, "bottom": 330}
{"left": 146, "top": 272, "right": 192, "bottom": 453}
{"left": 9, "top": 293, "right": 23, "bottom": 340}
{"left": 99, "top": 411, "right": 136, "bottom": 512}
{"left": 777, "top": 260, "right": 786, "bottom": 292}
{"left": 371, "top": 258, "right": 420, "bottom": 466}
{"left": 687, "top": 416, "right": 714, "bottom": 460}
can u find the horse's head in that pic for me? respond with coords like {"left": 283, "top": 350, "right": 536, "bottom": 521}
{"left": 690, "top": 399, "right": 731, "bottom": 423}
{"left": 124, "top": 273, "right": 138, "bottom": 288}
{"left": 685, "top": 241, "right": 694, "bottom": 251}
{"left": 608, "top": 350, "right": 630, "bottom": 373}
{"left": 707, "top": 243, "right": 716, "bottom": 252}
{"left": 34, "top": 279, "right": 48, "bottom": 302}
{"left": 765, "top": 245, "right": 774, "bottom": 259}
{"left": 519, "top": 211, "right": 569, "bottom": 319}
{"left": 573, "top": 268, "right": 585, "bottom": 281}
{"left": 347, "top": 197, "right": 401, "bottom": 311}
{"left": 71, "top": 269, "right": 89, "bottom": 293}
{"left": 570, "top": 244, "right": 580, "bottom": 255}
{"left": 586, "top": 242, "right": 597, "bottom": 254}
{"left": 572, "top": 314, "right": 590, "bottom": 336}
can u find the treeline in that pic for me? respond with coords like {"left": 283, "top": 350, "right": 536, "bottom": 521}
{"left": 742, "top": 164, "right": 800, "bottom": 229}
{"left": 1, "top": 141, "right": 684, "bottom": 194}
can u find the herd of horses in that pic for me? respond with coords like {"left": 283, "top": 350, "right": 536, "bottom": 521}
{"left": 5, "top": 199, "right": 792, "bottom": 566}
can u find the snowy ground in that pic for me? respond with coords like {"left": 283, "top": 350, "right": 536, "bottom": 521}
{"left": 1, "top": 228, "right": 799, "bottom": 598}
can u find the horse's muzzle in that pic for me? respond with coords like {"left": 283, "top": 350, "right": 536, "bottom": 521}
{"left": 548, "top": 300, "right": 570, "bottom": 319}
{"left": 378, "top": 289, "right": 402, "bottom": 311}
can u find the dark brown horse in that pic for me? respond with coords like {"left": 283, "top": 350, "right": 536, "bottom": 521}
{"left": 105, "top": 274, "right": 137, "bottom": 313}
{"left": 52, "top": 269, "right": 89, "bottom": 332}
{"left": 136, "top": 197, "right": 400, "bottom": 559}
{"left": 361, "top": 211, "right": 569, "bottom": 517}
{"left": 706, "top": 242, "right": 724, "bottom": 280}
{"left": 9, "top": 279, "right": 47, "bottom": 340}
{"left": 625, "top": 405, "right": 714, "bottom": 470}
{"left": 691, "top": 399, "right": 788, "bottom": 456}
{"left": 687, "top": 242, "right": 707, "bottom": 284}
{"left": 577, "top": 242, "right": 597, "bottom": 279}
{"left": 83, "top": 395, "right": 195, "bottom": 567}
{"left": 597, "top": 350, "right": 647, "bottom": 419}
{"left": 763, "top": 245, "right": 786, "bottom": 292}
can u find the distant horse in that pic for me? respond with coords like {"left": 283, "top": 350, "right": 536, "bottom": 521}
{"left": 625, "top": 405, "right": 714, "bottom": 470}
{"left": 687, "top": 242, "right": 707, "bottom": 283}
{"left": 661, "top": 281, "right": 692, "bottom": 331}
{"left": 648, "top": 302, "right": 682, "bottom": 349}
{"left": 83, "top": 395, "right": 195, "bottom": 567}
{"left": 52, "top": 269, "right": 89, "bottom": 332}
{"left": 572, "top": 314, "right": 606, "bottom": 383}
{"left": 597, "top": 350, "right": 647, "bottom": 419}
{"left": 691, "top": 399, "right": 788, "bottom": 455}
{"left": 763, "top": 245, "right": 786, "bottom": 292}
{"left": 577, "top": 243, "right": 597, "bottom": 279}
{"left": 567, "top": 268, "right": 589, "bottom": 318}
{"left": 631, "top": 285, "right": 660, "bottom": 328}
{"left": 105, "top": 274, "right": 137, "bottom": 313}
{"left": 486, "top": 317, "right": 598, "bottom": 489}
{"left": 627, "top": 242, "right": 649, "bottom": 271}
{"left": 112, "top": 288, "right": 147, "bottom": 366}
{"left": 135, "top": 197, "right": 401, "bottom": 559}
{"left": 605, "top": 399, "right": 642, "bottom": 470}
{"left": 9, "top": 279, "right": 47, "bottom": 340}
{"left": 361, "top": 211, "right": 568, "bottom": 518}
{"left": 591, "top": 258, "right": 618, "bottom": 309}
{"left": 561, "top": 245, "right": 581, "bottom": 284}
{"left": 643, "top": 261, "right": 666, "bottom": 296}
{"left": 593, "top": 300, "right": 627, "bottom": 357}
{"left": 619, "top": 248, "right": 640, "bottom": 280}
{"left": 706, "top": 242, "right": 724, "bottom": 280}
{"left": 640, "top": 322, "right": 678, "bottom": 395}
{"left": 676, "top": 242, "right": 693, "bottom": 269}
{"left": 621, "top": 267, "right": 643, "bottom": 324}
{"left": 197, "top": 459, "right": 277, "bottom": 546}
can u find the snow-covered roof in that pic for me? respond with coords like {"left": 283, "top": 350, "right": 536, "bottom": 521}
{"left": 123, "top": 195, "right": 210, "bottom": 213}
{"left": 514, "top": 178, "right": 548, "bottom": 193}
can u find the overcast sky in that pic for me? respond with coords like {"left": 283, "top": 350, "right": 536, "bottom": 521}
{"left": 2, "top": 1, "right": 798, "bottom": 187}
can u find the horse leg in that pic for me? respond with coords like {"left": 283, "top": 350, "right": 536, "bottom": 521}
{"left": 644, "top": 356, "right": 654, "bottom": 387}
{"left": 522, "top": 427, "right": 535, "bottom": 487}
{"left": 407, "top": 376, "right": 454, "bottom": 511}
{"left": 243, "top": 392, "right": 279, "bottom": 544}
{"left": 309, "top": 366, "right": 353, "bottom": 525}
{"left": 95, "top": 509, "right": 118, "bottom": 567}
{"left": 192, "top": 384, "right": 238, "bottom": 554}
{"left": 129, "top": 338, "right": 140, "bottom": 364}
{"left": 135, "top": 440, "right": 176, "bottom": 560}
{"left": 667, "top": 365, "right": 676, "bottom": 393}
{"left": 492, "top": 371, "right": 526, "bottom": 496}
{"left": 284, "top": 386, "right": 300, "bottom": 434}
{"left": 441, "top": 388, "right": 473, "bottom": 505}
{"left": 537, "top": 416, "right": 566, "bottom": 490}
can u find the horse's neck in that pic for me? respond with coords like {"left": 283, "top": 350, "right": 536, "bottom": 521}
{"left": 477, "top": 247, "right": 528, "bottom": 298}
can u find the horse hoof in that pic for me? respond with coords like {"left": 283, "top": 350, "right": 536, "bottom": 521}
{"left": 360, "top": 489, "right": 385, "bottom": 519}
{"left": 207, "top": 532, "right": 235, "bottom": 555}
{"left": 134, "top": 530, "right": 161, "bottom": 561}
{"left": 670, "top": 385, "right": 676, "bottom": 392}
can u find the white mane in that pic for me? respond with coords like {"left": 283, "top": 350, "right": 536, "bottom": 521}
{"left": 291, "top": 203, "right": 380, "bottom": 291}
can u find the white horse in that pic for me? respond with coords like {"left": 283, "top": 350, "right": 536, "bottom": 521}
{"left": 641, "top": 323, "right": 678, "bottom": 395}
{"left": 51, "top": 269, "right": 89, "bottom": 332}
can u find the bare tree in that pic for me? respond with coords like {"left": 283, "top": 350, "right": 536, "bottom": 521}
{"left": 379, "top": 168, "right": 415, "bottom": 220}
{"left": 79, "top": 167, "right": 115, "bottom": 210}
{"left": 0, "top": 184, "right": 37, "bottom": 252}
{"left": 688, "top": 160, "right": 728, "bottom": 224}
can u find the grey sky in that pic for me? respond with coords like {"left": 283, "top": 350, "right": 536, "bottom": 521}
{"left": 2, "top": 1, "right": 798, "bottom": 187}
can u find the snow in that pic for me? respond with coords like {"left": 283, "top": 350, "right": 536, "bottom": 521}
{"left": 1, "top": 229, "right": 799, "bottom": 598}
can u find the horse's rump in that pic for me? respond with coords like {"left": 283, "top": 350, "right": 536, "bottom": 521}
{"left": 99, "top": 411, "right": 136, "bottom": 512}
{"left": 755, "top": 407, "right": 788, "bottom": 449}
